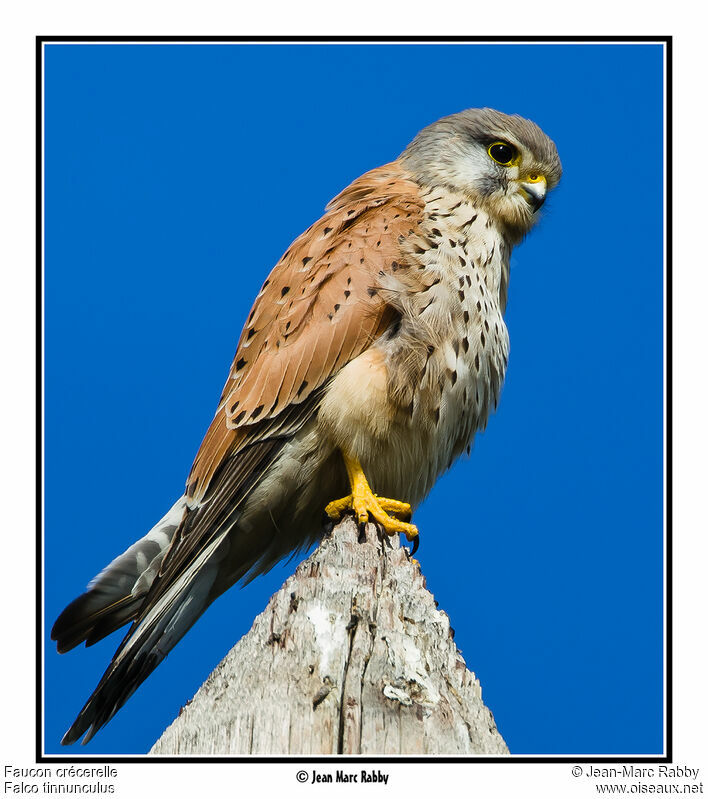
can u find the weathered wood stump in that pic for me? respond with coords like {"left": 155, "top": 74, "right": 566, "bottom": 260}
{"left": 150, "top": 516, "right": 508, "bottom": 755}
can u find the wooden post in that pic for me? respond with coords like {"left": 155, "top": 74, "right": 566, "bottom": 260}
{"left": 150, "top": 516, "right": 509, "bottom": 755}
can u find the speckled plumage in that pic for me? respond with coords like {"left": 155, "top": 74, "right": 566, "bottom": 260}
{"left": 52, "top": 108, "right": 561, "bottom": 744}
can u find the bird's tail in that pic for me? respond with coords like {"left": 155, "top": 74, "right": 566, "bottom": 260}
{"left": 51, "top": 498, "right": 187, "bottom": 654}
{"left": 60, "top": 524, "right": 229, "bottom": 745}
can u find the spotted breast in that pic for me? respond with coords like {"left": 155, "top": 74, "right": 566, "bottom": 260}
{"left": 318, "top": 182, "right": 511, "bottom": 508}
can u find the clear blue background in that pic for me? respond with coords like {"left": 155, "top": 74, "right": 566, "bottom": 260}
{"left": 44, "top": 43, "right": 665, "bottom": 756}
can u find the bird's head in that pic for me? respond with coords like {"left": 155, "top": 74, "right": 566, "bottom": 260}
{"left": 400, "top": 108, "right": 562, "bottom": 240}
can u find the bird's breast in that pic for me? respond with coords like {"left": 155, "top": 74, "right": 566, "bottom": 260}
{"left": 319, "top": 190, "right": 511, "bottom": 506}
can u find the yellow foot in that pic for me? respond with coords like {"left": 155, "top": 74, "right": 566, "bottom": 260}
{"left": 325, "top": 494, "right": 411, "bottom": 521}
{"left": 325, "top": 452, "right": 419, "bottom": 542}
{"left": 325, "top": 491, "right": 418, "bottom": 540}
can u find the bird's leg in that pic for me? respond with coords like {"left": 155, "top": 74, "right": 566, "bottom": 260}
{"left": 325, "top": 452, "right": 419, "bottom": 541}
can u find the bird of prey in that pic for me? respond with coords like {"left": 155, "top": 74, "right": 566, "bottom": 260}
{"left": 52, "top": 108, "right": 561, "bottom": 744}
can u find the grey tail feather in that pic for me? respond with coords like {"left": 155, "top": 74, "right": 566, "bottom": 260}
{"left": 61, "top": 526, "right": 227, "bottom": 745}
{"left": 51, "top": 498, "right": 186, "bottom": 654}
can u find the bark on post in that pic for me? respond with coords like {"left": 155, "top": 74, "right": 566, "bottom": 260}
{"left": 150, "top": 516, "right": 508, "bottom": 755}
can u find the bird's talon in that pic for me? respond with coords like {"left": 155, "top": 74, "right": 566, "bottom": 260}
{"left": 324, "top": 455, "right": 416, "bottom": 540}
{"left": 374, "top": 495, "right": 413, "bottom": 521}
{"left": 325, "top": 495, "right": 353, "bottom": 521}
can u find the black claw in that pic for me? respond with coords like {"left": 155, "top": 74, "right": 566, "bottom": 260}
{"left": 410, "top": 535, "right": 420, "bottom": 557}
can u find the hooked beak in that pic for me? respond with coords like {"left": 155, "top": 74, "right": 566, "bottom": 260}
{"left": 519, "top": 175, "right": 547, "bottom": 212}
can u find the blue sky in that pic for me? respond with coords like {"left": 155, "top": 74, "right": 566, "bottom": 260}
{"left": 44, "top": 42, "right": 665, "bottom": 756}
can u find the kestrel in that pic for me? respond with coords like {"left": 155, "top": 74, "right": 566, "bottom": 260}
{"left": 52, "top": 108, "right": 561, "bottom": 744}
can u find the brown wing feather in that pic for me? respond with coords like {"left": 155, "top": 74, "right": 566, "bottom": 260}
{"left": 186, "top": 162, "right": 425, "bottom": 503}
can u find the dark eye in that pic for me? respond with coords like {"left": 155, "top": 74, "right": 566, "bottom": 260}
{"left": 488, "top": 142, "right": 518, "bottom": 166}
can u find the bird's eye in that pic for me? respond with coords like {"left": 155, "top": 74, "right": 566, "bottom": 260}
{"left": 488, "top": 142, "right": 518, "bottom": 166}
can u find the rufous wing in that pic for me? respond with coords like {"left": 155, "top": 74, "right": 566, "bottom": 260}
{"left": 187, "top": 162, "right": 425, "bottom": 503}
